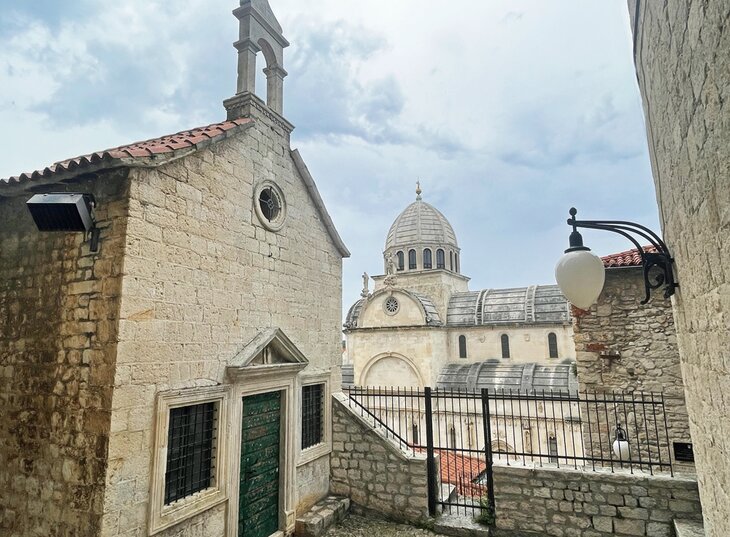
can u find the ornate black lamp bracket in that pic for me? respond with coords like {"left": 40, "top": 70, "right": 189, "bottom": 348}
{"left": 566, "top": 208, "right": 678, "bottom": 304}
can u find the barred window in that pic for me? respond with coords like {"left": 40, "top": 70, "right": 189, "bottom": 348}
{"left": 165, "top": 402, "right": 217, "bottom": 505}
{"left": 302, "top": 384, "right": 324, "bottom": 449}
{"left": 408, "top": 249, "right": 417, "bottom": 270}
{"left": 396, "top": 251, "right": 405, "bottom": 271}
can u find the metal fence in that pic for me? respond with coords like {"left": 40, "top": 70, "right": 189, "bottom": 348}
{"left": 344, "top": 386, "right": 674, "bottom": 518}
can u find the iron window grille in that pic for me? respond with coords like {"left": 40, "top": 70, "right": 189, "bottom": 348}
{"left": 302, "top": 384, "right": 324, "bottom": 449}
{"left": 165, "top": 402, "right": 217, "bottom": 505}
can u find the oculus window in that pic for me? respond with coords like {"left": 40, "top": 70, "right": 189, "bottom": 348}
{"left": 254, "top": 181, "right": 287, "bottom": 231}
{"left": 384, "top": 296, "right": 400, "bottom": 315}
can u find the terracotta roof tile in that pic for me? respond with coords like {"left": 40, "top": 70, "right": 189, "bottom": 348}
{"left": 1, "top": 117, "right": 252, "bottom": 186}
{"left": 601, "top": 245, "right": 657, "bottom": 268}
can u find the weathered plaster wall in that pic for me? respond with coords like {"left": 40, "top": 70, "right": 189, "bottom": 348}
{"left": 101, "top": 116, "right": 343, "bottom": 535}
{"left": 573, "top": 268, "right": 691, "bottom": 466}
{"left": 330, "top": 395, "right": 431, "bottom": 524}
{"left": 628, "top": 2, "right": 729, "bottom": 534}
{"left": 493, "top": 464, "right": 702, "bottom": 537}
{"left": 0, "top": 174, "right": 129, "bottom": 537}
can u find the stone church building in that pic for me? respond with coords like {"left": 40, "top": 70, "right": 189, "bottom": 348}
{"left": 0, "top": 2, "right": 349, "bottom": 537}
{"left": 344, "top": 186, "right": 576, "bottom": 391}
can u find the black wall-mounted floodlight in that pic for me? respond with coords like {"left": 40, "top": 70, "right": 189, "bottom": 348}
{"left": 555, "top": 207, "right": 677, "bottom": 308}
{"left": 26, "top": 193, "right": 100, "bottom": 252}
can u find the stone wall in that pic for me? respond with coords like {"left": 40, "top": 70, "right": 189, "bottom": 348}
{"left": 493, "top": 464, "right": 702, "bottom": 537}
{"left": 330, "top": 394, "right": 431, "bottom": 524}
{"left": 0, "top": 174, "right": 129, "bottom": 537}
{"left": 627, "top": 2, "right": 730, "bottom": 535}
{"left": 573, "top": 268, "right": 691, "bottom": 467}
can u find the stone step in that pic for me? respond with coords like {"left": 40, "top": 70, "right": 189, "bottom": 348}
{"left": 295, "top": 496, "right": 351, "bottom": 537}
{"left": 674, "top": 519, "right": 705, "bottom": 537}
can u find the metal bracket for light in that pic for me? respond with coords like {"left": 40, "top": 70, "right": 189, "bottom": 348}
{"left": 555, "top": 207, "right": 677, "bottom": 309}
{"left": 26, "top": 193, "right": 100, "bottom": 252}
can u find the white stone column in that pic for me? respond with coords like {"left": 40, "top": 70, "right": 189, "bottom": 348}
{"left": 264, "top": 65, "right": 287, "bottom": 115}
{"left": 234, "top": 39, "right": 261, "bottom": 94}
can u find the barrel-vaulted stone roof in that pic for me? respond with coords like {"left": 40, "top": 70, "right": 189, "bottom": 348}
{"left": 447, "top": 285, "right": 570, "bottom": 326}
{"left": 437, "top": 362, "right": 578, "bottom": 394}
{"left": 385, "top": 199, "right": 458, "bottom": 251}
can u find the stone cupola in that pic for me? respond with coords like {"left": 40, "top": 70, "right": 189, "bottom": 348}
{"left": 383, "top": 183, "right": 461, "bottom": 274}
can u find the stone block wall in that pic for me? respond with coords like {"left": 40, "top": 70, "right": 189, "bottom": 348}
{"left": 0, "top": 174, "right": 129, "bottom": 537}
{"left": 573, "top": 268, "right": 691, "bottom": 468}
{"left": 330, "top": 394, "right": 431, "bottom": 524}
{"left": 628, "top": 2, "right": 729, "bottom": 535}
{"left": 493, "top": 464, "right": 702, "bottom": 537}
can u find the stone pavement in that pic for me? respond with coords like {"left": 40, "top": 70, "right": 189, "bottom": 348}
{"left": 323, "top": 514, "right": 449, "bottom": 537}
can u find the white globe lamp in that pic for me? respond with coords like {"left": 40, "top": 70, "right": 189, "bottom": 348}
{"left": 612, "top": 423, "right": 631, "bottom": 461}
{"left": 555, "top": 208, "right": 606, "bottom": 310}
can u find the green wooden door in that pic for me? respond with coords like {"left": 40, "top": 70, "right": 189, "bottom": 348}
{"left": 239, "top": 391, "right": 281, "bottom": 537}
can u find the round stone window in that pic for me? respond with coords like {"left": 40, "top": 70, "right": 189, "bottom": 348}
{"left": 384, "top": 296, "right": 400, "bottom": 315}
{"left": 254, "top": 181, "right": 287, "bottom": 231}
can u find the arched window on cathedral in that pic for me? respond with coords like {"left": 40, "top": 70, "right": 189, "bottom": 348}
{"left": 548, "top": 332, "right": 559, "bottom": 359}
{"left": 501, "top": 334, "right": 510, "bottom": 359}
{"left": 396, "top": 251, "right": 404, "bottom": 271}
{"left": 455, "top": 253, "right": 459, "bottom": 273}
{"left": 458, "top": 335, "right": 467, "bottom": 358}
{"left": 412, "top": 422, "right": 419, "bottom": 445}
{"left": 450, "top": 251, "right": 454, "bottom": 271}
{"left": 423, "top": 248, "right": 432, "bottom": 269}
{"left": 408, "top": 249, "right": 417, "bottom": 270}
{"left": 436, "top": 249, "right": 445, "bottom": 269}
{"left": 449, "top": 425, "right": 457, "bottom": 449}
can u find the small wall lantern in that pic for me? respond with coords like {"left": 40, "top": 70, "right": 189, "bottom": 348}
{"left": 26, "top": 193, "right": 100, "bottom": 252}
{"left": 555, "top": 208, "right": 677, "bottom": 308}
{"left": 612, "top": 423, "right": 631, "bottom": 460}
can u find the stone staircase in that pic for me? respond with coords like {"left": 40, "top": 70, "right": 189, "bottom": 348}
{"left": 295, "top": 496, "right": 350, "bottom": 537}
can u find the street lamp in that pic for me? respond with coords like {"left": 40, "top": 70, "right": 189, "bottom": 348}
{"left": 555, "top": 208, "right": 677, "bottom": 308}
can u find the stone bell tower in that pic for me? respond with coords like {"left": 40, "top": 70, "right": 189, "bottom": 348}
{"left": 224, "top": 0, "right": 292, "bottom": 127}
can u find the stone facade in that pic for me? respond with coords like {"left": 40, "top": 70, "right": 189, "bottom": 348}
{"left": 0, "top": 174, "right": 129, "bottom": 537}
{"left": 627, "top": 2, "right": 730, "bottom": 535}
{"left": 573, "top": 267, "right": 691, "bottom": 467}
{"left": 330, "top": 394, "right": 431, "bottom": 524}
{"left": 493, "top": 464, "right": 702, "bottom": 537}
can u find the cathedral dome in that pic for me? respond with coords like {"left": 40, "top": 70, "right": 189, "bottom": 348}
{"left": 385, "top": 199, "right": 458, "bottom": 250}
{"left": 383, "top": 184, "right": 461, "bottom": 274}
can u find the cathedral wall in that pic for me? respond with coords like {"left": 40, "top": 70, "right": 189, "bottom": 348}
{"left": 349, "top": 328, "right": 448, "bottom": 387}
{"left": 629, "top": 1, "right": 729, "bottom": 534}
{"left": 372, "top": 271, "right": 469, "bottom": 318}
{"left": 447, "top": 324, "right": 575, "bottom": 363}
{"left": 101, "top": 121, "right": 343, "bottom": 536}
{"left": 359, "top": 291, "right": 428, "bottom": 328}
{"left": 0, "top": 173, "right": 129, "bottom": 537}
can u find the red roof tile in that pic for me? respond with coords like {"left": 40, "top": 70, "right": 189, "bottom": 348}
{"left": 1, "top": 118, "right": 253, "bottom": 187}
{"left": 436, "top": 450, "right": 487, "bottom": 498}
{"left": 601, "top": 245, "right": 657, "bottom": 268}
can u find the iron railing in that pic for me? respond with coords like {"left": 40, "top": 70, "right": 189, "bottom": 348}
{"left": 344, "top": 386, "right": 674, "bottom": 517}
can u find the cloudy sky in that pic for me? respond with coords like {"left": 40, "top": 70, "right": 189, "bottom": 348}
{"left": 0, "top": 0, "right": 660, "bottom": 317}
